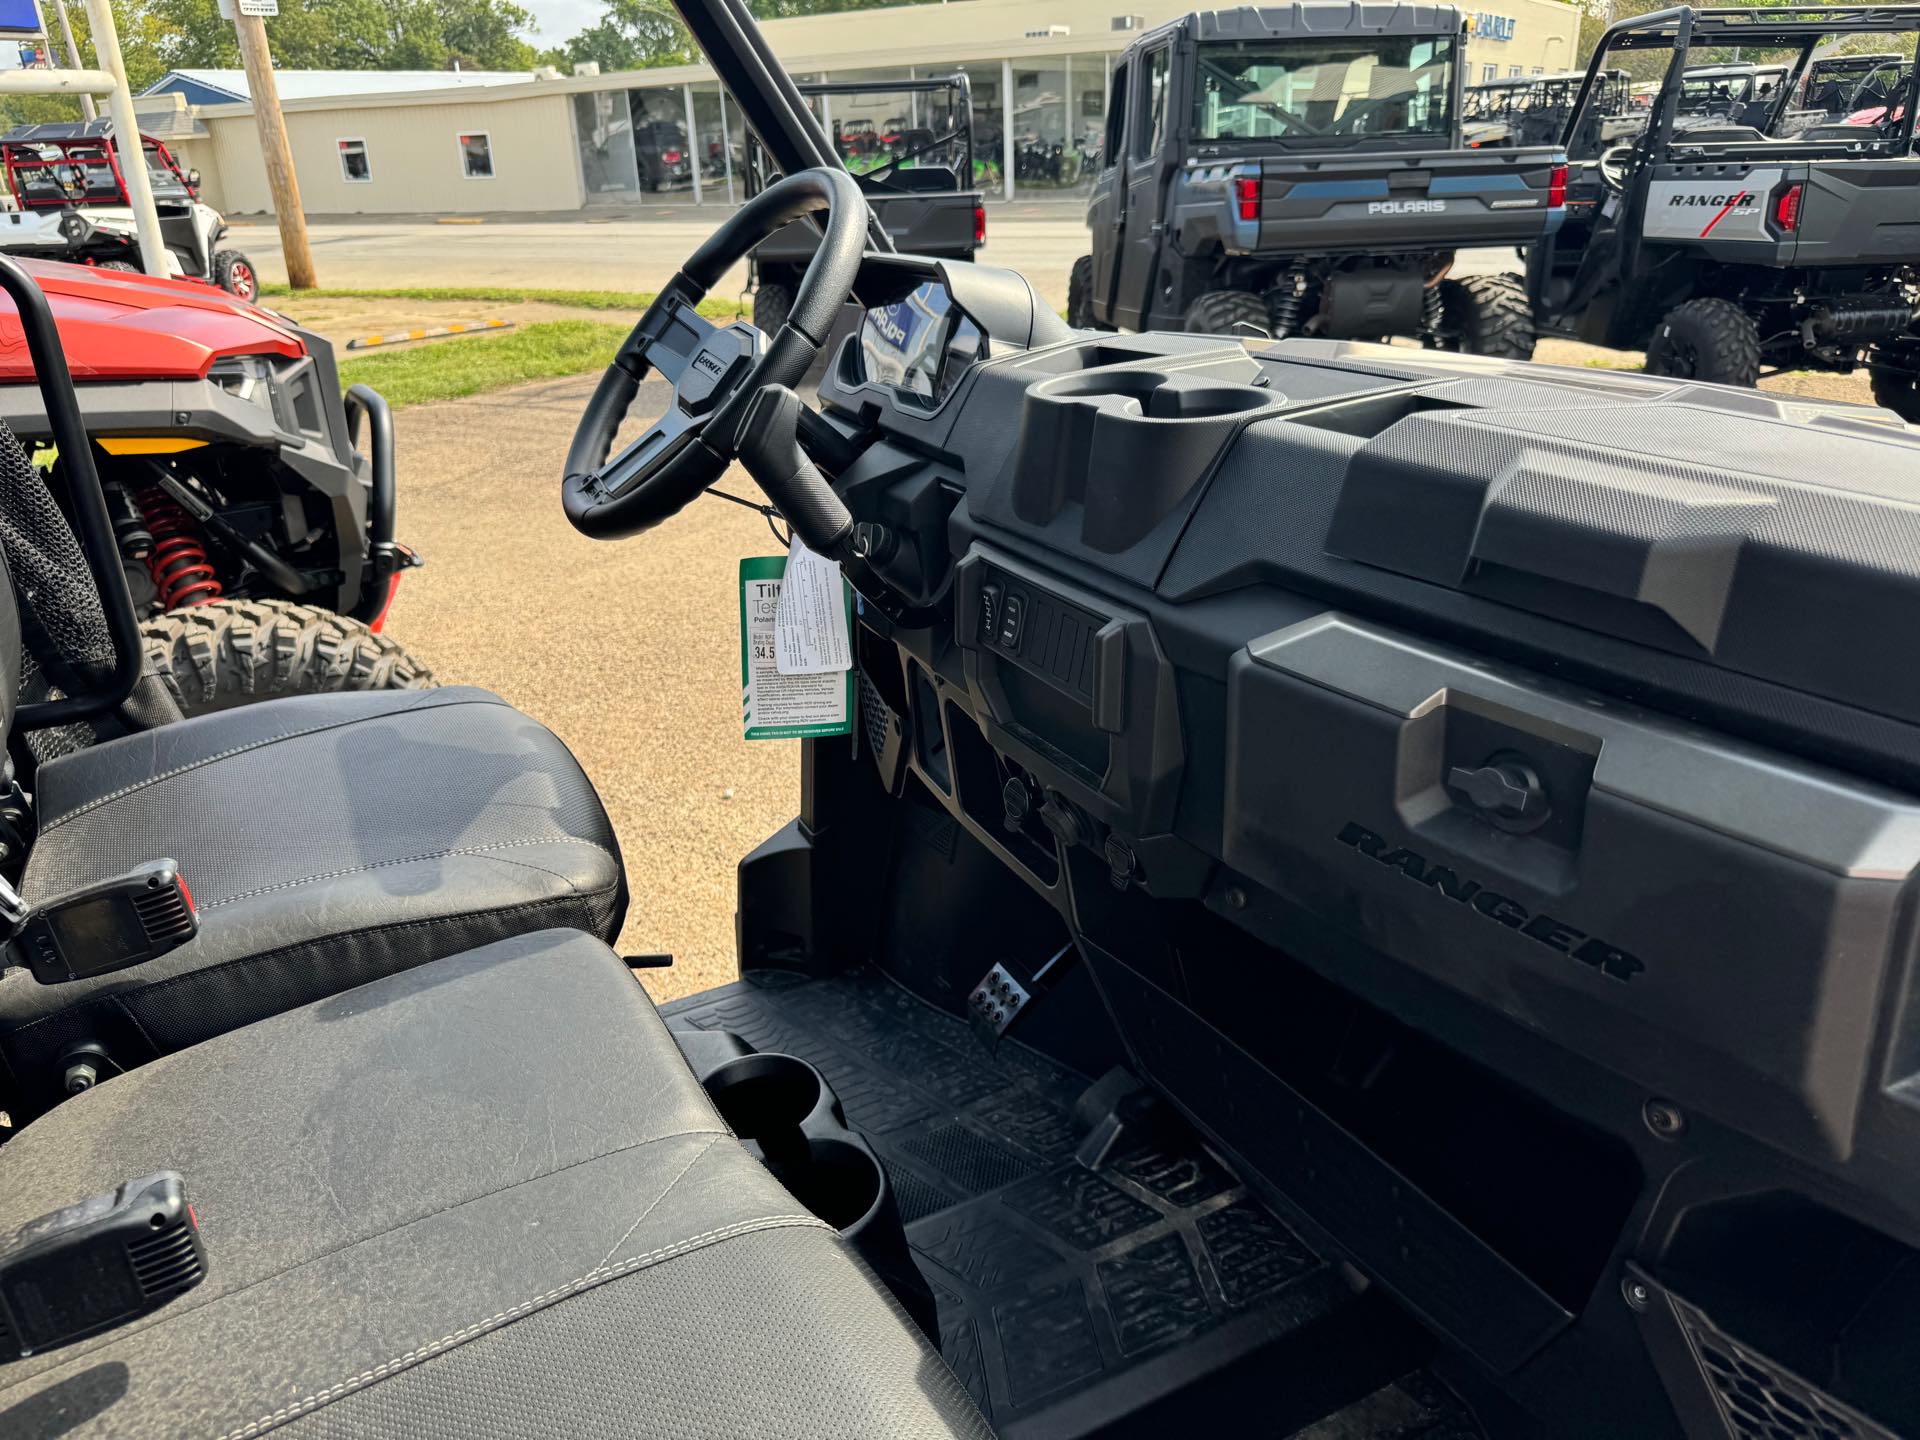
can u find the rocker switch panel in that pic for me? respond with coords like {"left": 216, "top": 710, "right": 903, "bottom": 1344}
{"left": 997, "top": 592, "right": 1026, "bottom": 649}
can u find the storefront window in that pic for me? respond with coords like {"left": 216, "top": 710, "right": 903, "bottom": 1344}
{"left": 574, "top": 90, "right": 639, "bottom": 200}
{"left": 1012, "top": 61, "right": 1068, "bottom": 188}
{"left": 945, "top": 60, "right": 1003, "bottom": 197}
{"left": 631, "top": 86, "right": 692, "bottom": 196}
{"left": 1071, "top": 53, "right": 1108, "bottom": 186}
{"left": 690, "top": 83, "right": 730, "bottom": 202}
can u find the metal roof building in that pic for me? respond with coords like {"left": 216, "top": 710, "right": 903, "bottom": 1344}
{"left": 142, "top": 68, "right": 537, "bottom": 107}
{"left": 164, "top": 0, "right": 1581, "bottom": 216}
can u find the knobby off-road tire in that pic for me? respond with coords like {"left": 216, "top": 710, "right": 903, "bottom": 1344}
{"left": 1869, "top": 358, "right": 1920, "bottom": 425}
{"left": 213, "top": 249, "right": 259, "bottom": 302}
{"left": 1068, "top": 255, "right": 1098, "bottom": 328}
{"left": 1644, "top": 297, "right": 1762, "bottom": 388}
{"left": 1183, "top": 288, "right": 1269, "bottom": 337}
{"left": 1428, "top": 274, "right": 1536, "bottom": 360}
{"left": 142, "top": 598, "right": 434, "bottom": 719}
{"left": 752, "top": 282, "right": 794, "bottom": 335}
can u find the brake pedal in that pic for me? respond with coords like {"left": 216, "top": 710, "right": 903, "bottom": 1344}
{"left": 967, "top": 943, "right": 1073, "bottom": 1048}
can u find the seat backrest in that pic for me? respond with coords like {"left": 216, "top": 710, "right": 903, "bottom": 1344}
{"left": 0, "top": 421, "right": 103, "bottom": 744}
{"left": 0, "top": 498, "right": 18, "bottom": 744}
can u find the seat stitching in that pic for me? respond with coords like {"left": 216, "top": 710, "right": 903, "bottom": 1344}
{"left": 596, "top": 1133, "right": 723, "bottom": 1266}
{"left": 213, "top": 1214, "right": 830, "bottom": 1440}
{"left": 0, "top": 891, "right": 609, "bottom": 1040}
{"left": 36, "top": 693, "right": 507, "bottom": 833}
{"left": 0, "top": 1125, "right": 735, "bottom": 1393}
{"left": 199, "top": 836, "right": 599, "bottom": 910}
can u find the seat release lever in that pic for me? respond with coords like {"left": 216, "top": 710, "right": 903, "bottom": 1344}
{"left": 2, "top": 860, "right": 198, "bottom": 985}
{"left": 0, "top": 1171, "right": 206, "bottom": 1360}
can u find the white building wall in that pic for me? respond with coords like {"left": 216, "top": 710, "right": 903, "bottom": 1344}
{"left": 200, "top": 92, "right": 582, "bottom": 215}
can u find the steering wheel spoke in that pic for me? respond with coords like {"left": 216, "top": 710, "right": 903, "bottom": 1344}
{"left": 619, "top": 288, "right": 719, "bottom": 388}
{"left": 562, "top": 168, "right": 869, "bottom": 540}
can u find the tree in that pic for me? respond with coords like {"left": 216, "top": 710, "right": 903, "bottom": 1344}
{"left": 556, "top": 0, "right": 942, "bottom": 73}
{"left": 554, "top": 0, "right": 697, "bottom": 71}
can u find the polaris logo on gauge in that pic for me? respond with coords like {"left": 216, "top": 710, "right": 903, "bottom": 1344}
{"left": 1368, "top": 199, "right": 1448, "bottom": 215}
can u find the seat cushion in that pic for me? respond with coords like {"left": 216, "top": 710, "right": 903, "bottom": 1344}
{"left": 0, "top": 930, "right": 988, "bottom": 1440}
{"left": 0, "top": 687, "right": 625, "bottom": 1103}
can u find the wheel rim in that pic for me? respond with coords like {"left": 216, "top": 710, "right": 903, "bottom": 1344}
{"left": 1653, "top": 329, "right": 1697, "bottom": 378}
{"left": 231, "top": 263, "right": 256, "bottom": 300}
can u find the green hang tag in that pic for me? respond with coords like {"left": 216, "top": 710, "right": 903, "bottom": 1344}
{"left": 739, "top": 554, "right": 854, "bottom": 740}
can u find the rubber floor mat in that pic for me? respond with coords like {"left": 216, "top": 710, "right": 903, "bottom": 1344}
{"left": 662, "top": 968, "right": 1363, "bottom": 1437}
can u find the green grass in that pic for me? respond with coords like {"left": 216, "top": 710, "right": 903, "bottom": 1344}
{"left": 263, "top": 282, "right": 745, "bottom": 319}
{"left": 336, "top": 319, "right": 633, "bottom": 408}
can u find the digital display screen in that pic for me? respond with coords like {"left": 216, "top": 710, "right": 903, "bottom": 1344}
{"left": 857, "top": 281, "right": 984, "bottom": 407}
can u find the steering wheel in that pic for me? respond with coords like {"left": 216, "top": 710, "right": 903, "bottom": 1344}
{"left": 1598, "top": 141, "right": 1641, "bottom": 193}
{"left": 563, "top": 167, "right": 867, "bottom": 540}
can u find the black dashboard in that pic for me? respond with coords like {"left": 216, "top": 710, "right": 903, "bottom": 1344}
{"left": 807, "top": 256, "right": 1920, "bottom": 1439}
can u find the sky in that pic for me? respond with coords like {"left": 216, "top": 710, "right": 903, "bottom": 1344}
{"left": 523, "top": 0, "right": 602, "bottom": 52}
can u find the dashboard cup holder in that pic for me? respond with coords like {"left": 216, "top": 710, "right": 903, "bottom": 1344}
{"left": 1013, "top": 367, "right": 1283, "bottom": 551}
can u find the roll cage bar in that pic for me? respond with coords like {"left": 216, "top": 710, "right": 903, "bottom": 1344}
{"left": 1563, "top": 5, "right": 1920, "bottom": 164}
{"left": 790, "top": 75, "right": 975, "bottom": 194}
{"left": 0, "top": 133, "right": 196, "bottom": 211}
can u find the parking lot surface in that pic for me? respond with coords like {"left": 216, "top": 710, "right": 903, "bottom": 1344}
{"left": 383, "top": 372, "right": 797, "bottom": 1001}
{"left": 241, "top": 202, "right": 1517, "bottom": 311}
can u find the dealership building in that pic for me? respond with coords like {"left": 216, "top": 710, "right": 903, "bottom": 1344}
{"left": 151, "top": 0, "right": 1583, "bottom": 217}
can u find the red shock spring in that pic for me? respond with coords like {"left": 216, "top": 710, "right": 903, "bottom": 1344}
{"left": 135, "top": 483, "right": 224, "bottom": 609}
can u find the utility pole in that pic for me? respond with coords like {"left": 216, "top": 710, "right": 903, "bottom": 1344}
{"left": 48, "top": 0, "right": 95, "bottom": 121}
{"left": 231, "top": 8, "right": 317, "bottom": 289}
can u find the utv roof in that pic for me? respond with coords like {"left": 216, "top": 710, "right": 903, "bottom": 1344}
{"left": 0, "top": 120, "right": 158, "bottom": 145}
{"left": 1187, "top": 3, "right": 1463, "bottom": 44}
{"left": 1602, "top": 4, "right": 1920, "bottom": 45}
{"left": 1683, "top": 64, "right": 1786, "bottom": 79}
{"left": 797, "top": 74, "right": 968, "bottom": 96}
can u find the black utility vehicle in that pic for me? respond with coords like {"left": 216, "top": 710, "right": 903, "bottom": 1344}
{"left": 1531, "top": 5, "right": 1920, "bottom": 405}
{"left": 745, "top": 74, "right": 982, "bottom": 334}
{"left": 1468, "top": 70, "right": 1641, "bottom": 153}
{"left": 1462, "top": 75, "right": 1536, "bottom": 148}
{"left": 1068, "top": 4, "right": 1564, "bottom": 355}
{"left": 15, "top": 0, "right": 1920, "bottom": 1436}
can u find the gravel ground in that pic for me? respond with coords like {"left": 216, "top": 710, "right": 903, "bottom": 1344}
{"left": 278, "top": 296, "right": 649, "bottom": 351}
{"left": 382, "top": 372, "right": 798, "bottom": 1003}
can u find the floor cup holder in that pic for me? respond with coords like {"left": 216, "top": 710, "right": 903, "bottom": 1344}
{"left": 699, "top": 1049, "right": 936, "bottom": 1339}
{"left": 700, "top": 1051, "right": 825, "bottom": 1174}
{"left": 1011, "top": 368, "right": 1284, "bottom": 552}
{"left": 788, "top": 1135, "right": 885, "bottom": 1232}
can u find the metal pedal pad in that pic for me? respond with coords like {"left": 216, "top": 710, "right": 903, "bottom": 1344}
{"left": 967, "top": 962, "right": 1032, "bottom": 1043}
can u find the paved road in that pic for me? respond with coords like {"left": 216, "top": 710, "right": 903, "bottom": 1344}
{"left": 238, "top": 204, "right": 1519, "bottom": 312}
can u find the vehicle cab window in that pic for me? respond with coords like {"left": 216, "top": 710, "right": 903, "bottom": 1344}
{"left": 1139, "top": 46, "right": 1169, "bottom": 159}
{"left": 1103, "top": 61, "right": 1129, "bottom": 165}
